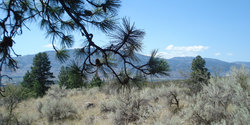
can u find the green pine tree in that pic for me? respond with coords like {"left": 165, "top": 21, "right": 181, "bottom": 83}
{"left": 90, "top": 74, "right": 104, "bottom": 88}
{"left": 58, "top": 63, "right": 86, "bottom": 89}
{"left": 189, "top": 55, "right": 211, "bottom": 93}
{"left": 21, "top": 52, "right": 54, "bottom": 97}
{"left": 58, "top": 66, "right": 69, "bottom": 87}
{"left": 20, "top": 71, "right": 34, "bottom": 89}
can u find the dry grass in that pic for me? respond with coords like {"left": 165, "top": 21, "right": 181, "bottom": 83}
{"left": 0, "top": 81, "right": 248, "bottom": 125}
{"left": 0, "top": 66, "right": 249, "bottom": 125}
{"left": 8, "top": 87, "right": 111, "bottom": 125}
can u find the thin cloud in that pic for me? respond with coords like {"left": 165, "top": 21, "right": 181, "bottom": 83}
{"left": 160, "top": 44, "right": 209, "bottom": 59}
{"left": 166, "top": 44, "right": 174, "bottom": 50}
{"left": 215, "top": 52, "right": 221, "bottom": 56}
{"left": 166, "top": 44, "right": 209, "bottom": 52}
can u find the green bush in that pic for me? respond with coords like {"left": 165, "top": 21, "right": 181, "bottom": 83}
{"left": 0, "top": 84, "right": 30, "bottom": 124}
{"left": 90, "top": 74, "right": 104, "bottom": 88}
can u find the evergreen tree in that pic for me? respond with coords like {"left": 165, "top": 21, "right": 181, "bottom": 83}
{"left": 20, "top": 71, "right": 34, "bottom": 89}
{"left": 33, "top": 80, "right": 43, "bottom": 97}
{"left": 58, "top": 64, "right": 86, "bottom": 89}
{"left": 58, "top": 66, "right": 69, "bottom": 87}
{"left": 90, "top": 74, "right": 104, "bottom": 88}
{"left": 189, "top": 55, "right": 211, "bottom": 93}
{"left": 21, "top": 52, "right": 54, "bottom": 97}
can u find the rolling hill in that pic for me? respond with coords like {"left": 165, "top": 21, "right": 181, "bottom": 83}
{"left": 2, "top": 49, "right": 250, "bottom": 83}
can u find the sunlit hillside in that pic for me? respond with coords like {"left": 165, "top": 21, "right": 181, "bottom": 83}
{"left": 0, "top": 67, "right": 249, "bottom": 125}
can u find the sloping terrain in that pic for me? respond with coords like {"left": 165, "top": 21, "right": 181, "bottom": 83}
{"left": 2, "top": 49, "right": 249, "bottom": 83}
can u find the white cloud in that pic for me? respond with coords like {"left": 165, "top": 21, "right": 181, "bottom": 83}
{"left": 43, "top": 44, "right": 82, "bottom": 49}
{"left": 166, "top": 44, "right": 174, "bottom": 50}
{"left": 215, "top": 52, "right": 221, "bottom": 56}
{"left": 158, "top": 51, "right": 197, "bottom": 59}
{"left": 159, "top": 44, "right": 209, "bottom": 59}
{"left": 165, "top": 44, "right": 208, "bottom": 52}
{"left": 43, "top": 44, "right": 53, "bottom": 48}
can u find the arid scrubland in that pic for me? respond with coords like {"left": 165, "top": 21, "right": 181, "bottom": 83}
{"left": 0, "top": 67, "right": 249, "bottom": 125}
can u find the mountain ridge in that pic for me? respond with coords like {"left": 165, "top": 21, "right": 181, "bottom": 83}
{"left": 2, "top": 49, "right": 250, "bottom": 83}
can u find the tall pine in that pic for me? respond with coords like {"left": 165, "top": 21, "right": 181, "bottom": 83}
{"left": 21, "top": 52, "right": 54, "bottom": 97}
{"left": 189, "top": 55, "right": 211, "bottom": 93}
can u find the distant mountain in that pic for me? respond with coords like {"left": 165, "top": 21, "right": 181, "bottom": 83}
{"left": 2, "top": 49, "right": 249, "bottom": 83}
{"left": 167, "top": 57, "right": 248, "bottom": 79}
{"left": 234, "top": 62, "right": 250, "bottom": 67}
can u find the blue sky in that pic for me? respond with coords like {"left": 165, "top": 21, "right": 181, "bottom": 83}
{"left": 12, "top": 0, "right": 250, "bottom": 62}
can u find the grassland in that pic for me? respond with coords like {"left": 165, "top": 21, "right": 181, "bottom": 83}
{"left": 0, "top": 67, "right": 249, "bottom": 125}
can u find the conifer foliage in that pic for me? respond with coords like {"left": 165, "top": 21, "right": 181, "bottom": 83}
{"left": 21, "top": 52, "right": 54, "bottom": 97}
{"left": 0, "top": 0, "right": 170, "bottom": 87}
{"left": 189, "top": 55, "right": 211, "bottom": 93}
{"left": 58, "top": 65, "right": 86, "bottom": 89}
{"left": 90, "top": 74, "right": 104, "bottom": 88}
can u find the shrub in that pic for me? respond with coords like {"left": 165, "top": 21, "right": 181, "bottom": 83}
{"left": 86, "top": 87, "right": 100, "bottom": 97}
{"left": 153, "top": 110, "right": 187, "bottom": 125}
{"left": 0, "top": 113, "right": 8, "bottom": 125}
{"left": 100, "top": 80, "right": 121, "bottom": 95}
{"left": 36, "top": 101, "right": 43, "bottom": 117}
{"left": 84, "top": 115, "right": 95, "bottom": 125}
{"left": 188, "top": 68, "right": 249, "bottom": 125}
{"left": 46, "top": 84, "right": 67, "bottom": 99}
{"left": 1, "top": 84, "right": 30, "bottom": 124}
{"left": 67, "top": 87, "right": 87, "bottom": 97}
{"left": 100, "top": 96, "right": 118, "bottom": 113}
{"left": 110, "top": 88, "right": 154, "bottom": 125}
{"left": 17, "top": 113, "right": 37, "bottom": 125}
{"left": 164, "top": 85, "right": 183, "bottom": 113}
{"left": 1, "top": 84, "right": 34, "bottom": 104}
{"left": 151, "top": 67, "right": 250, "bottom": 125}
{"left": 141, "top": 84, "right": 187, "bottom": 113}
{"left": 229, "top": 65, "right": 249, "bottom": 91}
{"left": 41, "top": 97, "right": 78, "bottom": 122}
{"left": 40, "top": 85, "right": 78, "bottom": 122}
